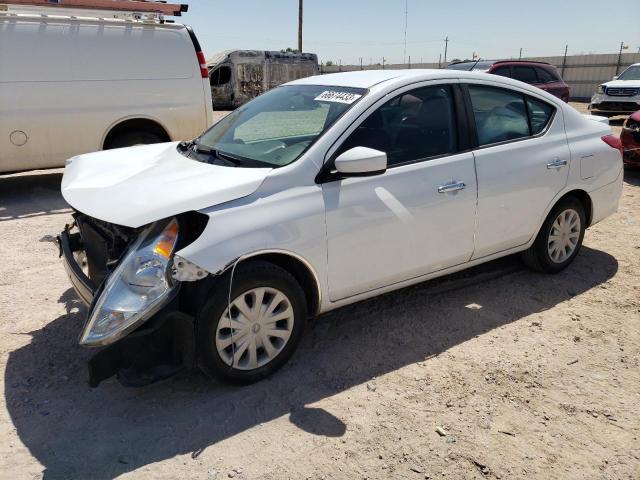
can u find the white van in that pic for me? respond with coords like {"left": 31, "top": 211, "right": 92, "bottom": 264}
{"left": 0, "top": 7, "right": 213, "bottom": 173}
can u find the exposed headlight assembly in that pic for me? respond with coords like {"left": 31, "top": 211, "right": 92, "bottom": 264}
{"left": 596, "top": 85, "right": 605, "bottom": 94}
{"left": 80, "top": 218, "right": 179, "bottom": 346}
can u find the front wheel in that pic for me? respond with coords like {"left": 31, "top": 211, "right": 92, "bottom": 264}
{"left": 522, "top": 197, "right": 586, "bottom": 273}
{"left": 196, "top": 261, "right": 307, "bottom": 384}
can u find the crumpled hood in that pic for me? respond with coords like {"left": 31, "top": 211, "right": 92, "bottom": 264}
{"left": 61, "top": 142, "right": 272, "bottom": 228}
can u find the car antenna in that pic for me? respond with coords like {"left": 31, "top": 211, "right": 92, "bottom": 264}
{"left": 470, "top": 57, "right": 482, "bottom": 71}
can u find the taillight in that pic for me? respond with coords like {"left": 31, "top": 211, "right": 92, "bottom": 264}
{"left": 196, "top": 51, "right": 208, "bottom": 79}
{"left": 601, "top": 134, "right": 622, "bottom": 153}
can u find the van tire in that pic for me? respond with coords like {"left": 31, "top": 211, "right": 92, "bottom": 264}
{"left": 105, "top": 130, "right": 165, "bottom": 149}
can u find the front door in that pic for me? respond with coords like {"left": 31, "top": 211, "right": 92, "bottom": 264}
{"left": 322, "top": 84, "right": 478, "bottom": 301}
{"left": 466, "top": 83, "right": 571, "bottom": 259}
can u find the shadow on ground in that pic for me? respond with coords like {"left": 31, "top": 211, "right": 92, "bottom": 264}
{"left": 0, "top": 170, "right": 69, "bottom": 221}
{"left": 4, "top": 245, "right": 618, "bottom": 479}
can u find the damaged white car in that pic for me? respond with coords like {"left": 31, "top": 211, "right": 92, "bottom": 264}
{"left": 57, "top": 70, "right": 623, "bottom": 386}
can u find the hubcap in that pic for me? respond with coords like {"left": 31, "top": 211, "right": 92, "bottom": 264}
{"left": 547, "top": 208, "right": 581, "bottom": 263}
{"left": 215, "top": 287, "right": 294, "bottom": 370}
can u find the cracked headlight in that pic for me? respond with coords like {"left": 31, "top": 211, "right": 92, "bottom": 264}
{"left": 80, "top": 218, "right": 179, "bottom": 346}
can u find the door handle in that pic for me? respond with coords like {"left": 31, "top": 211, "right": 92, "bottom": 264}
{"left": 546, "top": 158, "right": 568, "bottom": 169}
{"left": 437, "top": 181, "right": 466, "bottom": 193}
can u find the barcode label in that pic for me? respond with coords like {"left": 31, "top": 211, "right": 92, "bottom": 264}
{"left": 314, "top": 91, "right": 362, "bottom": 104}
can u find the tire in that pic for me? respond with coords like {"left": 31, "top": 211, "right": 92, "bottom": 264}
{"left": 195, "top": 260, "right": 307, "bottom": 384}
{"left": 522, "top": 197, "right": 586, "bottom": 273}
{"left": 105, "top": 130, "right": 165, "bottom": 149}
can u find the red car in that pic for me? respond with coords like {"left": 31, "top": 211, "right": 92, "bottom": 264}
{"left": 621, "top": 110, "right": 640, "bottom": 167}
{"left": 447, "top": 60, "right": 571, "bottom": 102}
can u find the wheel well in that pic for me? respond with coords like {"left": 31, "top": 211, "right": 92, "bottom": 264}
{"left": 559, "top": 189, "right": 593, "bottom": 227}
{"left": 247, "top": 253, "right": 320, "bottom": 316}
{"left": 103, "top": 118, "right": 170, "bottom": 149}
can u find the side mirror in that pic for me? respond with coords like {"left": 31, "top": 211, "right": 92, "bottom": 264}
{"left": 334, "top": 147, "right": 387, "bottom": 177}
{"left": 612, "top": 75, "right": 619, "bottom": 80}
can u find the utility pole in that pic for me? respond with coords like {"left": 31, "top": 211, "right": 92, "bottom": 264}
{"left": 561, "top": 44, "right": 568, "bottom": 77}
{"left": 443, "top": 36, "right": 449, "bottom": 63}
{"left": 359, "top": 57, "right": 363, "bottom": 70}
{"left": 438, "top": 53, "right": 442, "bottom": 69}
{"left": 297, "top": 0, "right": 303, "bottom": 53}
{"left": 408, "top": 55, "right": 411, "bottom": 69}
{"left": 519, "top": 47, "right": 522, "bottom": 59}
{"left": 403, "top": 0, "right": 408, "bottom": 64}
{"left": 616, "top": 41, "right": 629, "bottom": 75}
{"left": 382, "top": 57, "right": 386, "bottom": 70}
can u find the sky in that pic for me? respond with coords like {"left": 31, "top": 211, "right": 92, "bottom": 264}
{"left": 185, "top": 0, "right": 640, "bottom": 65}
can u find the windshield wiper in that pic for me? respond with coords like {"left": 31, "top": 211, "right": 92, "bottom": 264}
{"left": 189, "top": 142, "right": 242, "bottom": 166}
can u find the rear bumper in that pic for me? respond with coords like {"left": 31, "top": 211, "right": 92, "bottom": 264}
{"left": 58, "top": 226, "right": 96, "bottom": 306}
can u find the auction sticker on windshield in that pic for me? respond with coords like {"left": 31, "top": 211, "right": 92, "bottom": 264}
{"left": 314, "top": 91, "right": 362, "bottom": 104}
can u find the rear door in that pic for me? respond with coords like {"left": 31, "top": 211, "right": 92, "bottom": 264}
{"left": 322, "top": 82, "right": 478, "bottom": 301}
{"left": 465, "top": 83, "right": 570, "bottom": 258}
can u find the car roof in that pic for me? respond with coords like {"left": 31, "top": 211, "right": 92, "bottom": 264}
{"left": 286, "top": 68, "right": 555, "bottom": 90}
{"left": 286, "top": 69, "right": 489, "bottom": 89}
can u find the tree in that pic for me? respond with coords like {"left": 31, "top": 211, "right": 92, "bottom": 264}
{"left": 325, "top": 60, "right": 334, "bottom": 66}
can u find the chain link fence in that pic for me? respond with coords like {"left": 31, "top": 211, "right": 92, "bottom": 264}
{"left": 319, "top": 52, "right": 640, "bottom": 101}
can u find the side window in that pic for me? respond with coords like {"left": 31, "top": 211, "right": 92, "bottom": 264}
{"left": 337, "top": 85, "right": 457, "bottom": 167}
{"left": 512, "top": 66, "right": 538, "bottom": 84}
{"left": 210, "top": 65, "right": 231, "bottom": 86}
{"left": 535, "top": 67, "right": 555, "bottom": 83}
{"left": 526, "top": 97, "right": 554, "bottom": 134}
{"left": 492, "top": 66, "right": 511, "bottom": 78}
{"left": 468, "top": 85, "right": 530, "bottom": 146}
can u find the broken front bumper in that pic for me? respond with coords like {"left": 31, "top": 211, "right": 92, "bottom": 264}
{"left": 58, "top": 225, "right": 96, "bottom": 306}
{"left": 56, "top": 225, "right": 196, "bottom": 387}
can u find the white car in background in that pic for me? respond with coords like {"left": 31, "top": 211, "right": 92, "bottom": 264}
{"left": 57, "top": 70, "right": 623, "bottom": 386}
{"left": 0, "top": 7, "right": 213, "bottom": 174}
{"left": 590, "top": 63, "right": 640, "bottom": 118}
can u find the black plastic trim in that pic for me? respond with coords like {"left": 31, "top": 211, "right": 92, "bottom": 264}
{"left": 59, "top": 227, "right": 96, "bottom": 306}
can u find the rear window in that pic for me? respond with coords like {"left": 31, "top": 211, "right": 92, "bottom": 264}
{"left": 535, "top": 67, "right": 555, "bottom": 83}
{"left": 492, "top": 66, "right": 511, "bottom": 77}
{"left": 468, "top": 85, "right": 555, "bottom": 146}
{"left": 527, "top": 97, "right": 554, "bottom": 134}
{"left": 512, "top": 66, "right": 538, "bottom": 84}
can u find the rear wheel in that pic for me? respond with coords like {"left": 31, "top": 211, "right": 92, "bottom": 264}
{"left": 522, "top": 197, "right": 586, "bottom": 273}
{"left": 196, "top": 261, "right": 307, "bottom": 384}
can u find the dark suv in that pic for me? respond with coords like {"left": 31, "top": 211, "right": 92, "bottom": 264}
{"left": 447, "top": 60, "right": 570, "bottom": 102}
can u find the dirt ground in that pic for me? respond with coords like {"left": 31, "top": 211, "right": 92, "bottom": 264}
{"left": 0, "top": 104, "right": 638, "bottom": 480}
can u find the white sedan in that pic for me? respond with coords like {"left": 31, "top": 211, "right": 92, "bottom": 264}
{"left": 57, "top": 70, "right": 623, "bottom": 386}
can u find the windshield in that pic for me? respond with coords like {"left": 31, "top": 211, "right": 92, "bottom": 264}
{"left": 618, "top": 65, "right": 640, "bottom": 81}
{"left": 193, "top": 85, "right": 367, "bottom": 167}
